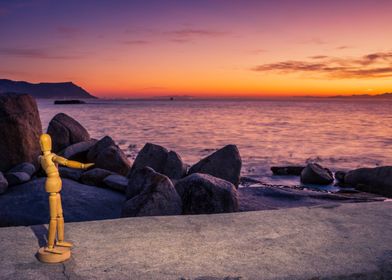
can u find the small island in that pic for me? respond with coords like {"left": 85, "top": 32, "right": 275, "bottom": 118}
{"left": 54, "top": 100, "right": 86, "bottom": 105}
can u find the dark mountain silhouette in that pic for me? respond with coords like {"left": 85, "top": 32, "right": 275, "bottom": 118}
{"left": 0, "top": 79, "right": 96, "bottom": 99}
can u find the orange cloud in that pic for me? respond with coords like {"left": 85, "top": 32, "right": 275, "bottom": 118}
{"left": 252, "top": 51, "right": 392, "bottom": 79}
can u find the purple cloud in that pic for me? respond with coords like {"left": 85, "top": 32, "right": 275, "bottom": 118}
{"left": 0, "top": 47, "right": 85, "bottom": 59}
{"left": 252, "top": 51, "right": 392, "bottom": 79}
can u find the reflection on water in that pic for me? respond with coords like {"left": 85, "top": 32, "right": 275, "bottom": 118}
{"left": 37, "top": 99, "right": 392, "bottom": 184}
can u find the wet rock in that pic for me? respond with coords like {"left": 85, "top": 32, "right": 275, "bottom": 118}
{"left": 175, "top": 173, "right": 238, "bottom": 214}
{"left": 86, "top": 136, "right": 130, "bottom": 176}
{"left": 95, "top": 145, "right": 130, "bottom": 176}
{"left": 103, "top": 174, "right": 128, "bottom": 192}
{"left": 126, "top": 166, "right": 156, "bottom": 199}
{"left": 300, "top": 163, "right": 334, "bottom": 185}
{"left": 80, "top": 168, "right": 114, "bottom": 186}
{"left": 86, "top": 136, "right": 115, "bottom": 162}
{"left": 345, "top": 166, "right": 392, "bottom": 197}
{"left": 271, "top": 166, "right": 305, "bottom": 176}
{"left": 59, "top": 167, "right": 83, "bottom": 181}
{"left": 0, "top": 178, "right": 125, "bottom": 227}
{"left": 7, "top": 162, "right": 36, "bottom": 176}
{"left": 61, "top": 139, "right": 97, "bottom": 162}
{"left": 130, "top": 143, "right": 187, "bottom": 180}
{"left": 0, "top": 93, "right": 42, "bottom": 172}
{"left": 4, "top": 172, "right": 31, "bottom": 186}
{"left": 47, "top": 113, "right": 90, "bottom": 152}
{"left": 122, "top": 167, "right": 182, "bottom": 217}
{"left": 130, "top": 143, "right": 168, "bottom": 173}
{"left": 0, "top": 172, "right": 8, "bottom": 194}
{"left": 188, "top": 145, "right": 242, "bottom": 188}
{"left": 163, "top": 151, "right": 188, "bottom": 180}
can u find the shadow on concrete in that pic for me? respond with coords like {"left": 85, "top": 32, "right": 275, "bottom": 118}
{"left": 30, "top": 225, "right": 47, "bottom": 247}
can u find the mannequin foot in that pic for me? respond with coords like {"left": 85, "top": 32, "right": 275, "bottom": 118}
{"left": 56, "top": 241, "right": 73, "bottom": 248}
{"left": 44, "top": 247, "right": 63, "bottom": 254}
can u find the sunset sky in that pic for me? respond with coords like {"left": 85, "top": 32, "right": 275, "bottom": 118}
{"left": 0, "top": 0, "right": 391, "bottom": 98}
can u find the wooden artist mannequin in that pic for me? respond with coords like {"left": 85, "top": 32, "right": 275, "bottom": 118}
{"left": 37, "top": 133, "right": 94, "bottom": 263}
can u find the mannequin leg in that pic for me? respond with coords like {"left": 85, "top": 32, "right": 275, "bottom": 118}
{"left": 56, "top": 193, "right": 73, "bottom": 247}
{"left": 44, "top": 193, "right": 62, "bottom": 254}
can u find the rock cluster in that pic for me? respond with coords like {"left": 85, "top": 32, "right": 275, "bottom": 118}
{"left": 0, "top": 93, "right": 242, "bottom": 219}
{"left": 0, "top": 93, "right": 388, "bottom": 224}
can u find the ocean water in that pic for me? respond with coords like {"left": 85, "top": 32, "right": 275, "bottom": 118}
{"left": 37, "top": 98, "right": 392, "bottom": 188}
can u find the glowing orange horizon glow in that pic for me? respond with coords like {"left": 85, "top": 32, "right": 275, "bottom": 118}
{"left": 0, "top": 1, "right": 391, "bottom": 98}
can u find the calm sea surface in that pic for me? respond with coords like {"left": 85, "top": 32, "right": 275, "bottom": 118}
{"left": 37, "top": 99, "right": 392, "bottom": 188}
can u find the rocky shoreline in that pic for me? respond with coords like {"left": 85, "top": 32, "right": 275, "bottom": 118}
{"left": 0, "top": 93, "right": 391, "bottom": 227}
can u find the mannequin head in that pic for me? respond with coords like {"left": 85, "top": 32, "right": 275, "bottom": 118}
{"left": 39, "top": 134, "right": 52, "bottom": 153}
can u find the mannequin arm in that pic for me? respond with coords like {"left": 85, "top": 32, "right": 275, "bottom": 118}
{"left": 53, "top": 155, "right": 94, "bottom": 169}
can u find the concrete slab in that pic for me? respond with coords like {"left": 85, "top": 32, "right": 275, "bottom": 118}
{"left": 0, "top": 201, "right": 391, "bottom": 279}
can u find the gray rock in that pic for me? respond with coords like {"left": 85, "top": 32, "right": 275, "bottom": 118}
{"left": 237, "top": 184, "right": 383, "bottom": 212}
{"left": 103, "top": 174, "right": 128, "bottom": 192}
{"left": 345, "top": 166, "right": 392, "bottom": 197}
{"left": 130, "top": 143, "right": 169, "bottom": 174}
{"left": 47, "top": 113, "right": 90, "bottom": 152}
{"left": 0, "top": 172, "right": 8, "bottom": 194}
{"left": 175, "top": 173, "right": 238, "bottom": 214}
{"left": 80, "top": 168, "right": 114, "bottom": 186}
{"left": 86, "top": 136, "right": 115, "bottom": 162}
{"left": 271, "top": 166, "right": 305, "bottom": 176}
{"left": 0, "top": 93, "right": 42, "bottom": 172}
{"left": 0, "top": 178, "right": 125, "bottom": 227}
{"left": 126, "top": 166, "right": 155, "bottom": 199}
{"left": 130, "top": 143, "right": 187, "bottom": 180}
{"left": 7, "top": 162, "right": 36, "bottom": 176}
{"left": 59, "top": 167, "right": 83, "bottom": 181}
{"left": 95, "top": 145, "right": 130, "bottom": 176}
{"left": 61, "top": 139, "right": 97, "bottom": 162}
{"left": 4, "top": 172, "right": 31, "bottom": 186}
{"left": 163, "top": 151, "right": 188, "bottom": 180}
{"left": 300, "top": 163, "right": 333, "bottom": 185}
{"left": 122, "top": 167, "right": 182, "bottom": 217}
{"left": 188, "top": 145, "right": 242, "bottom": 188}
{"left": 86, "top": 136, "right": 130, "bottom": 176}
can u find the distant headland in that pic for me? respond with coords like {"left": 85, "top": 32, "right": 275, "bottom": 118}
{"left": 0, "top": 79, "right": 96, "bottom": 99}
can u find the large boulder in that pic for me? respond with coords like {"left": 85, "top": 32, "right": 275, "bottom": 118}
{"left": 122, "top": 167, "right": 182, "bottom": 217}
{"left": 61, "top": 139, "right": 97, "bottom": 162}
{"left": 344, "top": 166, "right": 392, "bottom": 197}
{"left": 300, "top": 163, "right": 334, "bottom": 185}
{"left": 163, "top": 151, "right": 188, "bottom": 180}
{"left": 95, "top": 145, "right": 130, "bottom": 176}
{"left": 80, "top": 168, "right": 114, "bottom": 186}
{"left": 47, "top": 113, "right": 90, "bottom": 152}
{"left": 7, "top": 162, "right": 36, "bottom": 176}
{"left": 0, "top": 172, "right": 8, "bottom": 194}
{"left": 175, "top": 173, "right": 238, "bottom": 214}
{"left": 87, "top": 136, "right": 130, "bottom": 176}
{"left": 130, "top": 143, "right": 187, "bottom": 180}
{"left": 0, "top": 93, "right": 42, "bottom": 171}
{"left": 126, "top": 166, "right": 155, "bottom": 199}
{"left": 188, "top": 145, "right": 242, "bottom": 187}
{"left": 103, "top": 174, "right": 128, "bottom": 192}
{"left": 86, "top": 136, "right": 115, "bottom": 161}
{"left": 0, "top": 178, "right": 125, "bottom": 227}
{"left": 4, "top": 172, "right": 30, "bottom": 186}
{"left": 59, "top": 167, "right": 84, "bottom": 181}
